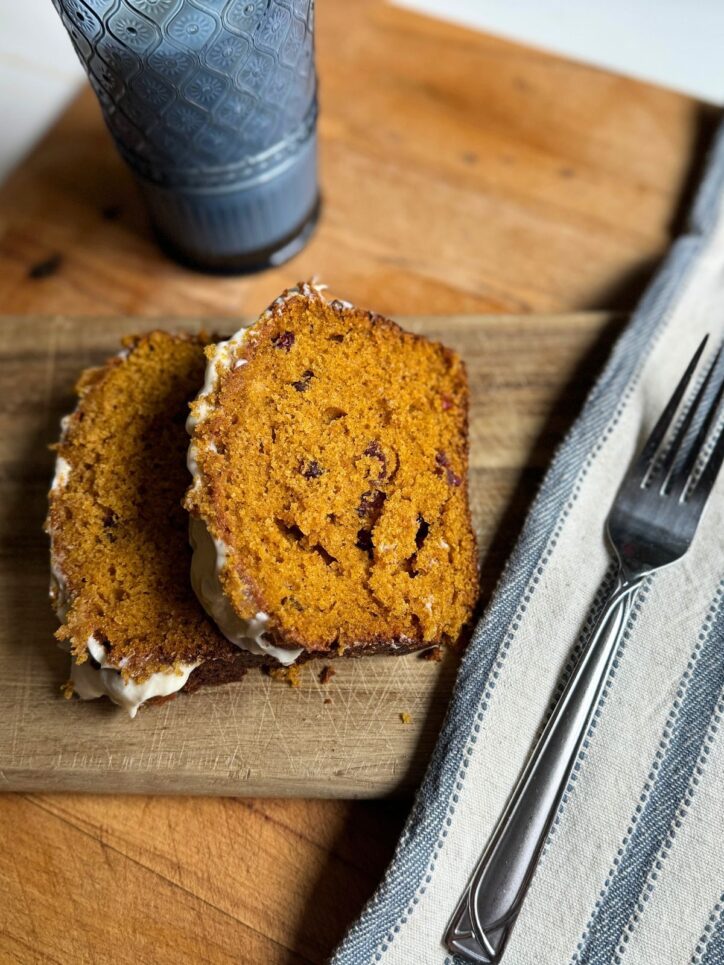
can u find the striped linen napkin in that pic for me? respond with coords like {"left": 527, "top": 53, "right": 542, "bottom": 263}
{"left": 332, "top": 126, "right": 724, "bottom": 965}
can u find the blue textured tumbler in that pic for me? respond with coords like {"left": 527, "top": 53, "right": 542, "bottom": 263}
{"left": 52, "top": 0, "right": 319, "bottom": 273}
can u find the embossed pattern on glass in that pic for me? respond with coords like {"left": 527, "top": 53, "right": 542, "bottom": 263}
{"left": 52, "top": 0, "right": 317, "bottom": 186}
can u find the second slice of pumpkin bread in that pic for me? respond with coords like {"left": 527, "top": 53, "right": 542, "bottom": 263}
{"left": 186, "top": 283, "right": 478, "bottom": 663}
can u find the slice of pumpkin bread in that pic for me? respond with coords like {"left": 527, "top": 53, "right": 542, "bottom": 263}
{"left": 186, "top": 283, "right": 478, "bottom": 662}
{"left": 46, "top": 331, "right": 259, "bottom": 717}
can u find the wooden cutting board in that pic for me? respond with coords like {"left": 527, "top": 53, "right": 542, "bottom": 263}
{"left": 0, "top": 311, "right": 620, "bottom": 797}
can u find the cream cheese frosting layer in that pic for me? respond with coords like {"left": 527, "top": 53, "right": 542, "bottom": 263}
{"left": 71, "top": 636, "right": 198, "bottom": 719}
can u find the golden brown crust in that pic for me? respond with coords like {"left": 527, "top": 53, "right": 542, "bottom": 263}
{"left": 47, "top": 331, "right": 241, "bottom": 681}
{"left": 186, "top": 284, "right": 478, "bottom": 656}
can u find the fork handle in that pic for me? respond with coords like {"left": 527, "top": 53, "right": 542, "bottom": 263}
{"left": 445, "top": 575, "right": 643, "bottom": 963}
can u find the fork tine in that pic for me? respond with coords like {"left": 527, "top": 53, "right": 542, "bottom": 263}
{"left": 688, "top": 419, "right": 724, "bottom": 506}
{"left": 662, "top": 345, "right": 723, "bottom": 494}
{"left": 670, "top": 349, "right": 724, "bottom": 499}
{"left": 634, "top": 335, "right": 708, "bottom": 484}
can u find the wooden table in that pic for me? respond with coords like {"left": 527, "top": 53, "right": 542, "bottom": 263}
{"left": 0, "top": 2, "right": 713, "bottom": 962}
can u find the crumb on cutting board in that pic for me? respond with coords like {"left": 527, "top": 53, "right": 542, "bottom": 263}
{"left": 319, "top": 665, "right": 336, "bottom": 685}
{"left": 62, "top": 680, "right": 74, "bottom": 700}
{"left": 399, "top": 711, "right": 412, "bottom": 725}
{"left": 420, "top": 646, "right": 443, "bottom": 662}
{"left": 268, "top": 665, "right": 302, "bottom": 688}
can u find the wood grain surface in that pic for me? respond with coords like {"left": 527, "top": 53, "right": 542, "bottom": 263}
{"left": 1, "top": 310, "right": 616, "bottom": 798}
{"left": 0, "top": 0, "right": 712, "bottom": 961}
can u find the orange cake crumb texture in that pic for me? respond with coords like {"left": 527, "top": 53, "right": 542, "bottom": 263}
{"left": 47, "top": 332, "right": 235, "bottom": 680}
{"left": 187, "top": 290, "right": 478, "bottom": 654}
{"left": 268, "top": 665, "right": 302, "bottom": 688}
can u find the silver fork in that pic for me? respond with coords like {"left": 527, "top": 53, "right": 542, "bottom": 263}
{"left": 446, "top": 335, "right": 724, "bottom": 964}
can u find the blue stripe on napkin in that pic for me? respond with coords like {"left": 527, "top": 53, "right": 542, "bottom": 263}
{"left": 694, "top": 897, "right": 724, "bottom": 964}
{"left": 572, "top": 585, "right": 724, "bottom": 965}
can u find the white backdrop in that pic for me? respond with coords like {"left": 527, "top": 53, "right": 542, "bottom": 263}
{"left": 393, "top": 0, "right": 724, "bottom": 104}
